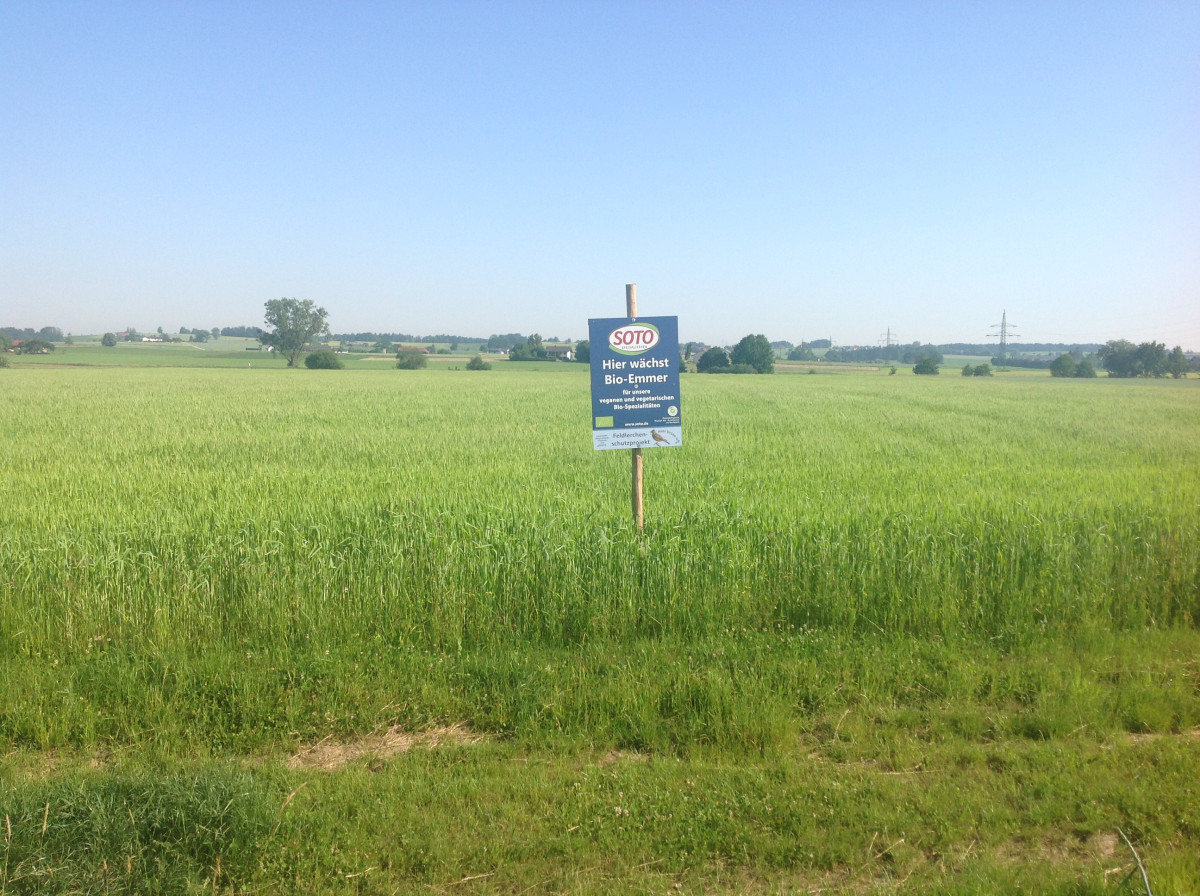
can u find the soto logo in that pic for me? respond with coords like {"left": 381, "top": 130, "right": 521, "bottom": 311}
{"left": 608, "top": 322, "right": 660, "bottom": 355}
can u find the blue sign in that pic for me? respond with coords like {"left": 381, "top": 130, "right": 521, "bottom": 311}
{"left": 588, "top": 315, "right": 682, "bottom": 450}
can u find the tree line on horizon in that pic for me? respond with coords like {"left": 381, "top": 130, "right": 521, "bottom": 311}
{"left": 7, "top": 321, "right": 1196, "bottom": 358}
{"left": 2, "top": 326, "right": 66, "bottom": 343}
{"left": 5, "top": 317, "right": 1198, "bottom": 380}
{"left": 6, "top": 324, "right": 1161, "bottom": 358}
{"left": 1087, "top": 340, "right": 1193, "bottom": 378}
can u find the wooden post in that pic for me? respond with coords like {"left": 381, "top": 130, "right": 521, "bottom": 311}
{"left": 627, "top": 283, "right": 644, "bottom": 530}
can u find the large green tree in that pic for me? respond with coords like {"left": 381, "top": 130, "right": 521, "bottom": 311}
{"left": 304, "top": 349, "right": 343, "bottom": 369}
{"left": 1098, "top": 339, "right": 1169, "bottom": 378}
{"left": 731, "top": 334, "right": 775, "bottom": 373}
{"left": 912, "top": 355, "right": 940, "bottom": 375}
{"left": 1135, "top": 342, "right": 1168, "bottom": 377}
{"left": 696, "top": 346, "right": 730, "bottom": 373}
{"left": 395, "top": 346, "right": 428, "bottom": 369}
{"left": 260, "top": 298, "right": 330, "bottom": 367}
{"left": 16, "top": 339, "right": 55, "bottom": 354}
{"left": 1167, "top": 345, "right": 1188, "bottom": 379}
{"left": 1049, "top": 354, "right": 1077, "bottom": 377}
{"left": 508, "top": 333, "right": 547, "bottom": 361}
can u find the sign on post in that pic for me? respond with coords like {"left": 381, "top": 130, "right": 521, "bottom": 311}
{"left": 589, "top": 315, "right": 682, "bottom": 451}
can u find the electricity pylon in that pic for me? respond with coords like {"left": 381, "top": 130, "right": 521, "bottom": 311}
{"left": 879, "top": 328, "right": 897, "bottom": 360}
{"left": 989, "top": 311, "right": 1018, "bottom": 367}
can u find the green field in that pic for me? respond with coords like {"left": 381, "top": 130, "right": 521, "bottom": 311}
{"left": 7, "top": 339, "right": 549, "bottom": 372}
{"left": 2, "top": 360, "right": 1198, "bottom": 893}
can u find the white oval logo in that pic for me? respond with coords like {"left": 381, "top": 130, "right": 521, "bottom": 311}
{"left": 608, "top": 323, "right": 660, "bottom": 355}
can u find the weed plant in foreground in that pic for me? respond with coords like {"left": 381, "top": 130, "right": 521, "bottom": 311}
{"left": 1, "top": 366, "right": 1198, "bottom": 892}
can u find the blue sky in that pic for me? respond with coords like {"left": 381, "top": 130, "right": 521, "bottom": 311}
{"left": 3, "top": 1, "right": 1198, "bottom": 348}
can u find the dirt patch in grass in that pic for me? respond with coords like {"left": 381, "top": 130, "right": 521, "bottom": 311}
{"left": 0, "top": 747, "right": 117, "bottom": 779}
{"left": 990, "top": 830, "right": 1133, "bottom": 869}
{"left": 1125, "top": 726, "right": 1200, "bottom": 745}
{"left": 599, "top": 749, "right": 652, "bottom": 767}
{"left": 288, "top": 723, "right": 484, "bottom": 771}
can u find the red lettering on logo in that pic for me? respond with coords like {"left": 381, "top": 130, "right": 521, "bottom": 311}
{"left": 608, "top": 324, "right": 660, "bottom": 354}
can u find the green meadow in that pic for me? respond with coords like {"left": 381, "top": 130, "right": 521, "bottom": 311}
{"left": 2, "top": 359, "right": 1198, "bottom": 894}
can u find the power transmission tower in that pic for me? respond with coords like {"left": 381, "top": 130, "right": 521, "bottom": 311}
{"left": 989, "top": 311, "right": 1018, "bottom": 367}
{"left": 879, "top": 328, "right": 897, "bottom": 360}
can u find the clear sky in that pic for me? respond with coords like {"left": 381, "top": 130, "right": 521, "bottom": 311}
{"left": 3, "top": 1, "right": 1198, "bottom": 348}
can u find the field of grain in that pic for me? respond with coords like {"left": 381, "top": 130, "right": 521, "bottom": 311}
{"left": 2, "top": 363, "right": 1198, "bottom": 893}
